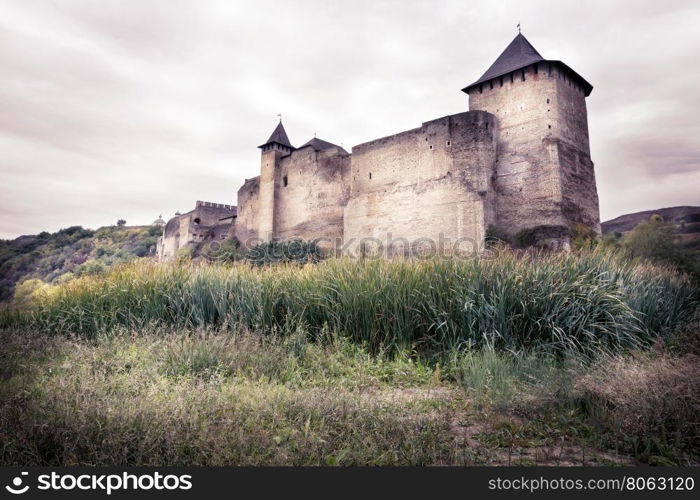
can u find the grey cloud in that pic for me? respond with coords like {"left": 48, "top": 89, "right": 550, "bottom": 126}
{"left": 0, "top": 0, "right": 699, "bottom": 238}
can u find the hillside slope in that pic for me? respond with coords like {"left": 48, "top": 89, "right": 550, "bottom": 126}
{"left": 602, "top": 206, "right": 700, "bottom": 234}
{"left": 0, "top": 225, "right": 162, "bottom": 302}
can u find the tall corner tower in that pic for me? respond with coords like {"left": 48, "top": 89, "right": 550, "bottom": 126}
{"left": 464, "top": 32, "right": 601, "bottom": 244}
{"left": 258, "top": 120, "right": 294, "bottom": 241}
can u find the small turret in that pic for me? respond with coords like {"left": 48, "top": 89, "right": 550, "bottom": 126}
{"left": 258, "top": 120, "right": 294, "bottom": 240}
{"left": 258, "top": 120, "right": 295, "bottom": 154}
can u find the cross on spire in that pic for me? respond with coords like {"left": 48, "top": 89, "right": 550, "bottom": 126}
{"left": 517, "top": 22, "right": 521, "bottom": 33}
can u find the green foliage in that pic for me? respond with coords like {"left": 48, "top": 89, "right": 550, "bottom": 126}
{"left": 200, "top": 237, "right": 243, "bottom": 263}
{"left": 599, "top": 232, "right": 622, "bottom": 250}
{"left": 176, "top": 246, "right": 194, "bottom": 262}
{"left": 11, "top": 279, "right": 48, "bottom": 309}
{"left": 75, "top": 260, "right": 106, "bottom": 277}
{"left": 2, "top": 325, "right": 697, "bottom": 465}
{"left": 621, "top": 215, "right": 700, "bottom": 279}
{"left": 570, "top": 223, "right": 598, "bottom": 251}
{"left": 246, "top": 240, "right": 325, "bottom": 266}
{"left": 0, "top": 225, "right": 160, "bottom": 302}
{"left": 622, "top": 214, "right": 679, "bottom": 261}
{"left": 18, "top": 248, "right": 697, "bottom": 357}
{"left": 485, "top": 225, "right": 510, "bottom": 247}
{"left": 514, "top": 227, "right": 539, "bottom": 249}
{"left": 116, "top": 219, "right": 126, "bottom": 227}
{"left": 0, "top": 327, "right": 459, "bottom": 466}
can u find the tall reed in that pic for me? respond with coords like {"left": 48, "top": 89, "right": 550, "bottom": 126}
{"left": 20, "top": 248, "right": 697, "bottom": 355}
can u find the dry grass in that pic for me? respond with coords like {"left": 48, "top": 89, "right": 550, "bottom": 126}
{"left": 573, "top": 351, "right": 700, "bottom": 464}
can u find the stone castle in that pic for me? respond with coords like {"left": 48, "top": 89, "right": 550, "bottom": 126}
{"left": 158, "top": 33, "right": 600, "bottom": 260}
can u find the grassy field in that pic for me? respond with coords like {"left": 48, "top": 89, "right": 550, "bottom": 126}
{"left": 7, "top": 248, "right": 696, "bottom": 354}
{"left": 1, "top": 248, "right": 698, "bottom": 466}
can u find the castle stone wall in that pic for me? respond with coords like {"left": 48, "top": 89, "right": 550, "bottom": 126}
{"left": 236, "top": 177, "right": 260, "bottom": 245}
{"left": 343, "top": 111, "right": 497, "bottom": 256}
{"left": 273, "top": 146, "right": 350, "bottom": 250}
{"left": 163, "top": 36, "right": 600, "bottom": 258}
{"left": 157, "top": 202, "right": 236, "bottom": 260}
{"left": 552, "top": 71, "right": 601, "bottom": 232}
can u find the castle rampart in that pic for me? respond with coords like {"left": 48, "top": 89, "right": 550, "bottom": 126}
{"left": 159, "top": 33, "right": 600, "bottom": 260}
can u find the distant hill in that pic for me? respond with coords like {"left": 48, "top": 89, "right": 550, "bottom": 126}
{"left": 602, "top": 206, "right": 700, "bottom": 252}
{"left": 0, "top": 225, "right": 162, "bottom": 302}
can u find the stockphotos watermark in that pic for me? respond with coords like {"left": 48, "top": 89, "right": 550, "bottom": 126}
{"left": 4, "top": 471, "right": 192, "bottom": 495}
{"left": 202, "top": 233, "right": 493, "bottom": 262}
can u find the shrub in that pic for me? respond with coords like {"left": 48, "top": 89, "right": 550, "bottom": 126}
{"left": 11, "top": 279, "right": 48, "bottom": 309}
{"left": 570, "top": 223, "right": 598, "bottom": 251}
{"left": 485, "top": 225, "right": 510, "bottom": 247}
{"left": 176, "top": 246, "right": 194, "bottom": 262}
{"left": 246, "top": 240, "right": 324, "bottom": 266}
{"left": 622, "top": 215, "right": 679, "bottom": 261}
{"left": 200, "top": 237, "right": 243, "bottom": 263}
{"left": 76, "top": 260, "right": 106, "bottom": 277}
{"left": 514, "top": 228, "right": 539, "bottom": 249}
{"left": 515, "top": 225, "right": 570, "bottom": 249}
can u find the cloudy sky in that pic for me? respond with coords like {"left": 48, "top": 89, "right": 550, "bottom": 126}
{"left": 1, "top": 0, "right": 698, "bottom": 238}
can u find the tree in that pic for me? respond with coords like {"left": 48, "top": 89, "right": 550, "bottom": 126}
{"left": 622, "top": 214, "right": 679, "bottom": 261}
{"left": 116, "top": 219, "right": 126, "bottom": 227}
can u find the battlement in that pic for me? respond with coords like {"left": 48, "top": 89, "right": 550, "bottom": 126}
{"left": 195, "top": 200, "right": 236, "bottom": 211}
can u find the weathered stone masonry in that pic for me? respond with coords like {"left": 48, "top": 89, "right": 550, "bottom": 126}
{"left": 158, "top": 33, "right": 600, "bottom": 259}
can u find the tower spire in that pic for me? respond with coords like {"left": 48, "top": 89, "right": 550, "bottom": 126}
{"left": 258, "top": 120, "right": 294, "bottom": 150}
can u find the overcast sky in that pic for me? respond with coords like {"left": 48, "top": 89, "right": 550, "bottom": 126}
{"left": 1, "top": 0, "right": 699, "bottom": 238}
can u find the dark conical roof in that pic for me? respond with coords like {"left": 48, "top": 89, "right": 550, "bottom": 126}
{"left": 473, "top": 33, "right": 544, "bottom": 87}
{"left": 462, "top": 33, "right": 593, "bottom": 96}
{"left": 259, "top": 121, "right": 294, "bottom": 149}
{"left": 299, "top": 137, "right": 348, "bottom": 154}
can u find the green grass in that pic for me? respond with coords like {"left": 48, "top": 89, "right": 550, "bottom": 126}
{"left": 2, "top": 248, "right": 698, "bottom": 466}
{"left": 2, "top": 324, "right": 698, "bottom": 466}
{"left": 0, "top": 327, "right": 458, "bottom": 466}
{"left": 9, "top": 247, "right": 696, "bottom": 357}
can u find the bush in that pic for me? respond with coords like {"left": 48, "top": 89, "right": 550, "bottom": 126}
{"left": 246, "top": 240, "right": 324, "bottom": 266}
{"left": 515, "top": 225, "right": 570, "bottom": 249}
{"left": 514, "top": 228, "right": 539, "bottom": 249}
{"left": 200, "top": 238, "right": 243, "bottom": 263}
{"left": 622, "top": 215, "right": 678, "bottom": 261}
{"left": 176, "top": 246, "right": 194, "bottom": 263}
{"left": 570, "top": 223, "right": 598, "bottom": 251}
{"left": 11, "top": 279, "right": 48, "bottom": 309}
{"left": 485, "top": 225, "right": 510, "bottom": 248}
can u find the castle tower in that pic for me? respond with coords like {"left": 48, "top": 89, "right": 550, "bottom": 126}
{"left": 258, "top": 120, "right": 294, "bottom": 241}
{"left": 464, "top": 33, "right": 601, "bottom": 246}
